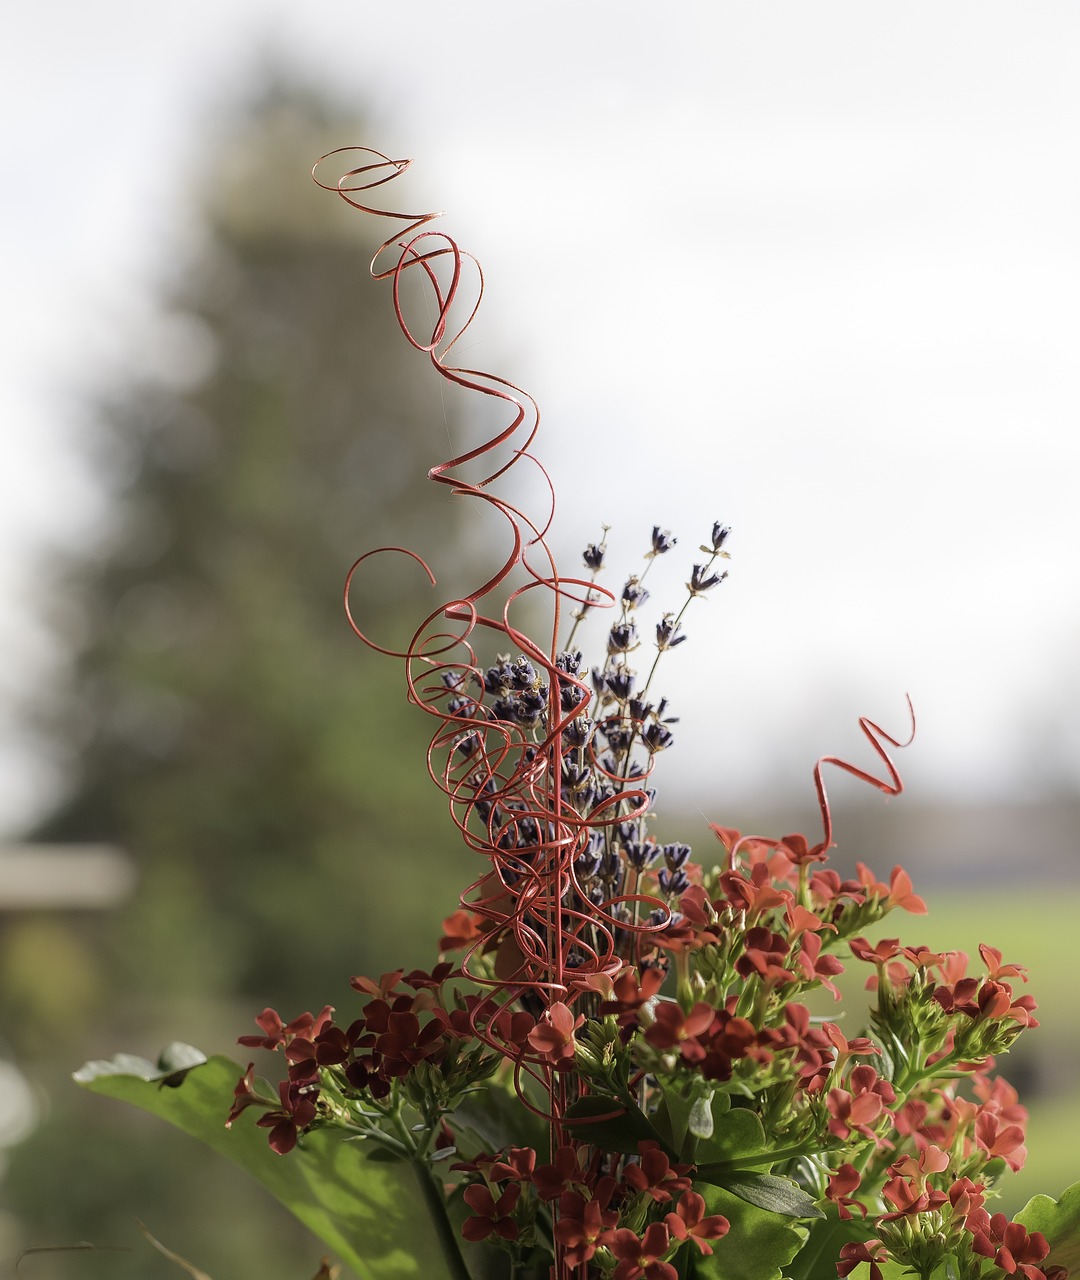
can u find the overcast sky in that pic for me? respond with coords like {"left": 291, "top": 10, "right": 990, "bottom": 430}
{"left": 3, "top": 2, "right": 1079, "bottom": 836}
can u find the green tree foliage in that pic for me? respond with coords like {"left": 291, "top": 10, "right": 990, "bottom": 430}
{"left": 34, "top": 78, "right": 480, "bottom": 1006}
{"left": 3, "top": 72, "right": 483, "bottom": 1270}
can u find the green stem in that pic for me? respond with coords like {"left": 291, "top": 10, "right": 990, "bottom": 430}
{"left": 413, "top": 1158, "right": 474, "bottom": 1280}
{"left": 697, "top": 1141, "right": 819, "bottom": 1175}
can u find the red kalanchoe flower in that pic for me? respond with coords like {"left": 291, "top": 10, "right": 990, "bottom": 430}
{"left": 664, "top": 1190, "right": 730, "bottom": 1254}
{"left": 620, "top": 1141, "right": 694, "bottom": 1204}
{"left": 785, "top": 901, "right": 836, "bottom": 943}
{"left": 856, "top": 863, "right": 927, "bottom": 914}
{"left": 285, "top": 1020, "right": 353, "bottom": 1082}
{"left": 255, "top": 1079, "right": 318, "bottom": 1155}
{"left": 742, "top": 836, "right": 799, "bottom": 885}
{"left": 708, "top": 823, "right": 742, "bottom": 857}
{"left": 822, "top": 1021, "right": 879, "bottom": 1063}
{"left": 902, "top": 944, "right": 945, "bottom": 970}
{"left": 880, "top": 1176, "right": 925, "bottom": 1221}
{"left": 893, "top": 1097, "right": 931, "bottom": 1144}
{"left": 361, "top": 992, "right": 421, "bottom": 1036}
{"left": 599, "top": 965, "right": 666, "bottom": 1026}
{"left": 974, "top": 1108, "right": 1028, "bottom": 1170}
{"left": 978, "top": 943, "right": 1028, "bottom": 983}
{"left": 827, "top": 1066, "right": 895, "bottom": 1143}
{"left": 676, "top": 883, "right": 716, "bottom": 926}
{"left": 848, "top": 937, "right": 911, "bottom": 991}
{"left": 643, "top": 1000, "right": 715, "bottom": 1057}
{"left": 489, "top": 1003, "right": 537, "bottom": 1050}
{"left": 885, "top": 865, "right": 927, "bottom": 912}
{"left": 698, "top": 1008, "right": 760, "bottom": 1081}
{"left": 933, "top": 976, "right": 982, "bottom": 1016}
{"left": 1007, "top": 992, "right": 1039, "bottom": 1027}
{"left": 403, "top": 961, "right": 456, "bottom": 990}
{"left": 533, "top": 1144, "right": 589, "bottom": 1201}
{"left": 973, "top": 1070, "right": 1030, "bottom": 1130}
{"left": 849, "top": 937, "right": 901, "bottom": 966}
{"left": 978, "top": 979, "right": 1017, "bottom": 1020}
{"left": 439, "top": 908, "right": 488, "bottom": 953}
{"left": 238, "top": 1005, "right": 334, "bottom": 1052}
{"left": 225, "top": 1062, "right": 266, "bottom": 1127}
{"left": 735, "top": 925, "right": 796, "bottom": 984}
{"left": 879, "top": 1147, "right": 950, "bottom": 1220}
{"left": 374, "top": 1009, "right": 446, "bottom": 1076}
{"left": 837, "top": 1241, "right": 888, "bottom": 1280}
{"left": 797, "top": 930, "right": 845, "bottom": 1000}
{"left": 655, "top": 899, "right": 718, "bottom": 951}
{"left": 553, "top": 1180, "right": 619, "bottom": 1266}
{"left": 808, "top": 866, "right": 863, "bottom": 913}
{"left": 778, "top": 832, "right": 825, "bottom": 866}
{"left": 948, "top": 1175, "right": 987, "bottom": 1232}
{"left": 527, "top": 1001, "right": 583, "bottom": 1065}
{"left": 461, "top": 1182, "right": 521, "bottom": 1243}
{"left": 970, "top": 1213, "right": 1052, "bottom": 1280}
{"left": 488, "top": 1146, "right": 538, "bottom": 1183}
{"left": 771, "top": 1003, "right": 834, "bottom": 1090}
{"left": 608, "top": 1222, "right": 678, "bottom": 1280}
{"left": 350, "top": 970, "right": 404, "bottom": 999}
{"left": 826, "top": 1163, "right": 866, "bottom": 1220}
{"left": 719, "top": 868, "right": 790, "bottom": 921}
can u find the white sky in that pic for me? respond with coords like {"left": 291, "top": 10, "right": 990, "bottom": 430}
{"left": 2, "top": 2, "right": 1079, "bottom": 835}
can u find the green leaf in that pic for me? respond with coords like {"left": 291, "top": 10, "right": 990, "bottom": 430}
{"left": 698, "top": 1170, "right": 825, "bottom": 1219}
{"left": 1016, "top": 1179, "right": 1080, "bottom": 1273}
{"left": 693, "top": 1107, "right": 770, "bottom": 1168}
{"left": 562, "top": 1093, "right": 673, "bottom": 1156}
{"left": 74, "top": 1042, "right": 208, "bottom": 1087}
{"left": 654, "top": 1080, "right": 729, "bottom": 1161}
{"left": 688, "top": 1092, "right": 716, "bottom": 1140}
{"left": 785, "top": 1214, "right": 879, "bottom": 1280}
{"left": 76, "top": 1054, "right": 469, "bottom": 1280}
{"left": 453, "top": 1080, "right": 547, "bottom": 1157}
{"left": 364, "top": 1146, "right": 408, "bottom": 1164}
{"left": 686, "top": 1182, "right": 804, "bottom": 1280}
{"left": 652, "top": 1078, "right": 696, "bottom": 1156}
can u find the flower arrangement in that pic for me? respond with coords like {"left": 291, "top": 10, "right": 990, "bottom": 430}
{"left": 77, "top": 150, "right": 1080, "bottom": 1280}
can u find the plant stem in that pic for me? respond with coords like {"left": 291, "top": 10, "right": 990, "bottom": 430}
{"left": 413, "top": 1157, "right": 474, "bottom": 1280}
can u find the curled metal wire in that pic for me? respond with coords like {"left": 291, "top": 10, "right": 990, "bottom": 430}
{"left": 314, "top": 149, "right": 659, "bottom": 1121}
{"left": 727, "top": 696, "right": 916, "bottom": 872}
{"left": 313, "top": 151, "right": 917, "bottom": 1147}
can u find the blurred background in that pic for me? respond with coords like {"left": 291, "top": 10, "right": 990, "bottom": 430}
{"left": 2, "top": 2, "right": 1078, "bottom": 1273}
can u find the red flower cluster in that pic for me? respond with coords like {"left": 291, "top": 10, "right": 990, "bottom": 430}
{"left": 457, "top": 1140, "right": 728, "bottom": 1273}
{"left": 230, "top": 965, "right": 486, "bottom": 1151}
{"left": 204, "top": 154, "right": 1072, "bottom": 1280}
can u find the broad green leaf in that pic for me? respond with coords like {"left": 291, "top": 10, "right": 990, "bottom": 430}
{"left": 686, "top": 1183, "right": 803, "bottom": 1280}
{"left": 829, "top": 1251, "right": 950, "bottom": 1280}
{"left": 654, "top": 1080, "right": 729, "bottom": 1161}
{"left": 76, "top": 1054, "right": 471, "bottom": 1280}
{"left": 652, "top": 1078, "right": 697, "bottom": 1156}
{"left": 700, "top": 1170, "right": 824, "bottom": 1219}
{"left": 453, "top": 1080, "right": 547, "bottom": 1158}
{"left": 562, "top": 1092, "right": 673, "bottom": 1155}
{"left": 74, "top": 1042, "right": 207, "bottom": 1087}
{"left": 785, "top": 1214, "right": 878, "bottom": 1280}
{"left": 1017, "top": 1179, "right": 1080, "bottom": 1273}
{"left": 694, "top": 1107, "right": 769, "bottom": 1168}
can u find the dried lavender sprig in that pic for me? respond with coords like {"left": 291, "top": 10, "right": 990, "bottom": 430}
{"left": 562, "top": 525, "right": 610, "bottom": 654}
{"left": 559, "top": 524, "right": 730, "bottom": 954}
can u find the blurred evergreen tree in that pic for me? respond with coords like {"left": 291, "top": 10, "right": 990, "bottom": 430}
{"left": 2, "top": 69, "right": 485, "bottom": 1270}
